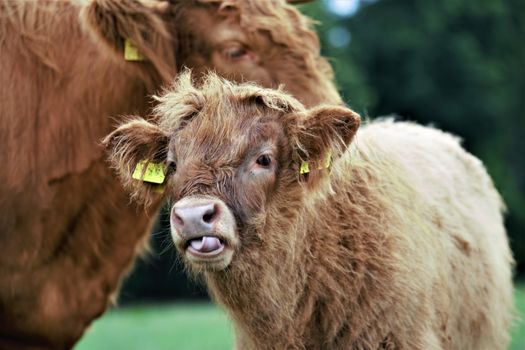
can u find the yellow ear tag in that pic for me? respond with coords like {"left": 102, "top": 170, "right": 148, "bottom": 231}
{"left": 323, "top": 150, "right": 333, "bottom": 170}
{"left": 132, "top": 161, "right": 166, "bottom": 184}
{"left": 299, "top": 151, "right": 332, "bottom": 175}
{"left": 300, "top": 161, "right": 310, "bottom": 174}
{"left": 124, "top": 39, "right": 144, "bottom": 61}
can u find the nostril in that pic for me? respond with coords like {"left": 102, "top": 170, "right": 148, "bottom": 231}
{"left": 202, "top": 204, "right": 219, "bottom": 224}
{"left": 202, "top": 212, "right": 213, "bottom": 224}
{"left": 174, "top": 213, "right": 184, "bottom": 227}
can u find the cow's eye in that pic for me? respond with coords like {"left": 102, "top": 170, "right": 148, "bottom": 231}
{"left": 221, "top": 43, "right": 249, "bottom": 60}
{"left": 256, "top": 154, "right": 272, "bottom": 167}
{"left": 167, "top": 160, "right": 177, "bottom": 173}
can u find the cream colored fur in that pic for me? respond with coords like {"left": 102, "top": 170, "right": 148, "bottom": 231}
{"left": 325, "top": 119, "right": 514, "bottom": 349}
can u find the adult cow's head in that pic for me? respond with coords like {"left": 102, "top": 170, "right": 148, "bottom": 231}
{"left": 81, "top": 0, "right": 340, "bottom": 107}
{"left": 104, "top": 72, "right": 359, "bottom": 273}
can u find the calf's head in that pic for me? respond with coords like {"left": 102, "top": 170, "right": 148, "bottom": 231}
{"left": 104, "top": 72, "right": 359, "bottom": 272}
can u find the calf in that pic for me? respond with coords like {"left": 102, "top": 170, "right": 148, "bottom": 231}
{"left": 105, "top": 72, "right": 513, "bottom": 349}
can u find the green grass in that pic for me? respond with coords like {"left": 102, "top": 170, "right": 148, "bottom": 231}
{"left": 512, "top": 284, "right": 525, "bottom": 349}
{"left": 76, "top": 286, "right": 525, "bottom": 350}
{"left": 75, "top": 303, "right": 234, "bottom": 350}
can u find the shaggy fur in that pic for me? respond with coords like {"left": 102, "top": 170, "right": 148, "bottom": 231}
{"left": 173, "top": 0, "right": 341, "bottom": 106}
{"left": 106, "top": 73, "right": 514, "bottom": 349}
{"left": 0, "top": 1, "right": 338, "bottom": 349}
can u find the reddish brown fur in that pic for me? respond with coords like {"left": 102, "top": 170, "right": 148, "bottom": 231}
{"left": 0, "top": 1, "right": 338, "bottom": 348}
{"left": 106, "top": 72, "right": 513, "bottom": 349}
{"left": 176, "top": 0, "right": 341, "bottom": 106}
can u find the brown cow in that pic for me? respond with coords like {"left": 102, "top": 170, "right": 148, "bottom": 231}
{"left": 0, "top": 0, "right": 338, "bottom": 348}
{"left": 105, "top": 72, "right": 513, "bottom": 349}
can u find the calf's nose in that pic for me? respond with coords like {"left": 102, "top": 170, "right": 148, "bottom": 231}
{"left": 171, "top": 202, "right": 219, "bottom": 236}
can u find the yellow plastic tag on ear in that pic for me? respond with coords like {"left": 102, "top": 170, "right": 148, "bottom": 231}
{"left": 299, "top": 151, "right": 332, "bottom": 175}
{"left": 323, "top": 151, "right": 333, "bottom": 170}
{"left": 132, "top": 161, "right": 165, "bottom": 184}
{"left": 300, "top": 161, "right": 310, "bottom": 174}
{"left": 124, "top": 39, "right": 144, "bottom": 61}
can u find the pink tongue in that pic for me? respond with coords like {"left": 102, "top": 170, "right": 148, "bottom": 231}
{"left": 190, "top": 236, "right": 222, "bottom": 252}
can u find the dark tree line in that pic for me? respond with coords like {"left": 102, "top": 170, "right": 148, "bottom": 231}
{"left": 302, "top": 0, "right": 525, "bottom": 275}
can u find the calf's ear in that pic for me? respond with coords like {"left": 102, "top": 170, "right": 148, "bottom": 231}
{"left": 102, "top": 118, "right": 169, "bottom": 203}
{"left": 294, "top": 105, "right": 360, "bottom": 177}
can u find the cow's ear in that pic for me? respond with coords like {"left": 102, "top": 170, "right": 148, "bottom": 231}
{"left": 103, "top": 118, "right": 169, "bottom": 204}
{"left": 293, "top": 105, "right": 360, "bottom": 183}
{"left": 80, "top": 0, "right": 176, "bottom": 82}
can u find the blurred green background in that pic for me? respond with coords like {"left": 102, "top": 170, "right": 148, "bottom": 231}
{"left": 76, "top": 0, "right": 525, "bottom": 348}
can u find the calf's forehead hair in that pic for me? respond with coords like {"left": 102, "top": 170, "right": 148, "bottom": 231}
{"left": 153, "top": 71, "right": 306, "bottom": 133}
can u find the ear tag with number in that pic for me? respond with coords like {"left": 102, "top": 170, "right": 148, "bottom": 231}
{"left": 124, "top": 39, "right": 144, "bottom": 61}
{"left": 132, "top": 161, "right": 166, "bottom": 184}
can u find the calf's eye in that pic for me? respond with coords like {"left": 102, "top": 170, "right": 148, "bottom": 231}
{"left": 167, "top": 160, "right": 177, "bottom": 173}
{"left": 256, "top": 154, "right": 272, "bottom": 167}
